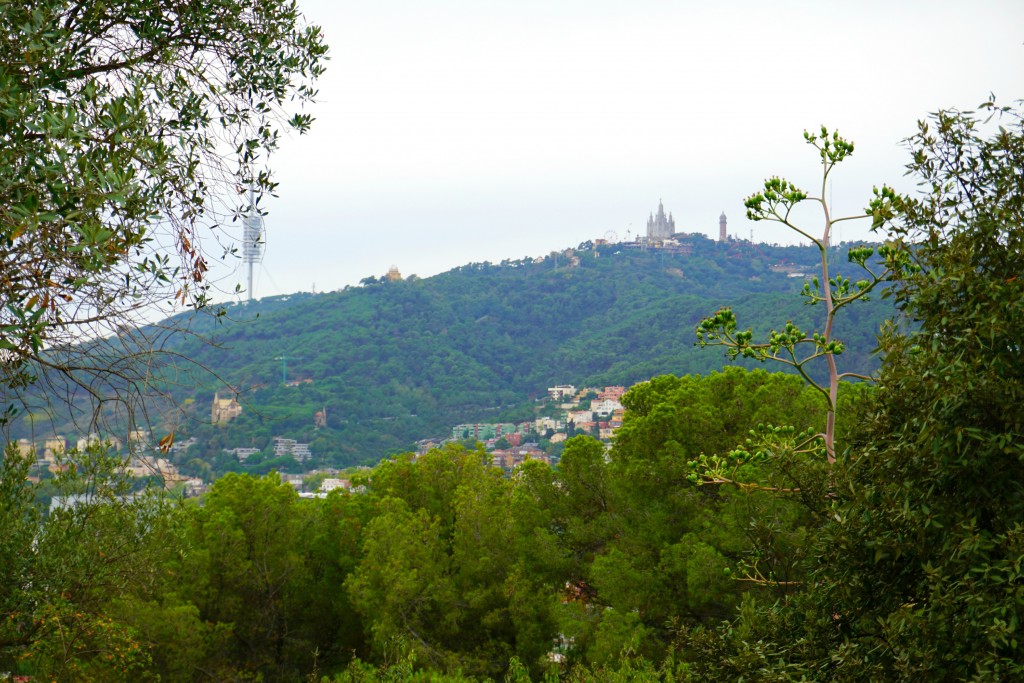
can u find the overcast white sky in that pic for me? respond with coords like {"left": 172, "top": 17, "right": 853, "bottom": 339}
{"left": 218, "top": 0, "right": 1023, "bottom": 299}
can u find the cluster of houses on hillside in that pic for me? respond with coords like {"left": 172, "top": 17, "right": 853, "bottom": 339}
{"left": 12, "top": 426, "right": 354, "bottom": 498}
{"left": 222, "top": 436, "right": 315, "bottom": 464}
{"left": 423, "top": 384, "right": 627, "bottom": 473}
{"left": 212, "top": 392, "right": 317, "bottom": 465}
{"left": 12, "top": 383, "right": 634, "bottom": 491}
{"left": 11, "top": 431, "right": 208, "bottom": 494}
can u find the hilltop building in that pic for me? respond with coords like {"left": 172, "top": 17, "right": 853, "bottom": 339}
{"left": 386, "top": 265, "right": 402, "bottom": 282}
{"left": 211, "top": 392, "right": 242, "bottom": 425}
{"left": 647, "top": 200, "right": 676, "bottom": 241}
{"left": 719, "top": 212, "right": 728, "bottom": 242}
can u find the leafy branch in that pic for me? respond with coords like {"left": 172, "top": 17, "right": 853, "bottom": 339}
{"left": 685, "top": 423, "right": 824, "bottom": 493}
{"left": 696, "top": 128, "right": 915, "bottom": 462}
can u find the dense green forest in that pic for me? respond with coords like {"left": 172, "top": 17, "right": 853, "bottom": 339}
{"left": 11, "top": 235, "right": 894, "bottom": 474}
{"left": 0, "top": 368, "right": 863, "bottom": 681}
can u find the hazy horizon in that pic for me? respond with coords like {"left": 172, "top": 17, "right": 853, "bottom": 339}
{"left": 206, "top": 0, "right": 1024, "bottom": 301}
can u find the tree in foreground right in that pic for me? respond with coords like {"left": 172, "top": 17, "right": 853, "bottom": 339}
{"left": 685, "top": 102, "right": 1024, "bottom": 681}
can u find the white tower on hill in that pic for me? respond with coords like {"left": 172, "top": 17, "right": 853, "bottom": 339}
{"left": 242, "top": 187, "right": 264, "bottom": 302}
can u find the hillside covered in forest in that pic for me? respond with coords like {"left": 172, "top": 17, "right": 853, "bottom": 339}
{"left": 149, "top": 235, "right": 894, "bottom": 467}
{"left": 13, "top": 235, "right": 896, "bottom": 471}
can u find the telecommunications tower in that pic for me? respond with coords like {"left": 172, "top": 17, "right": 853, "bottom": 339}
{"left": 242, "top": 187, "right": 264, "bottom": 302}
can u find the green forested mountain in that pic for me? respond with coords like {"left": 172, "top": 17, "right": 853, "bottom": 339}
{"left": 149, "top": 235, "right": 893, "bottom": 468}
{"left": 13, "top": 235, "right": 895, "bottom": 470}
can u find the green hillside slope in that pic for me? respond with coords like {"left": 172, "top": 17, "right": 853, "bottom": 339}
{"left": 155, "top": 236, "right": 891, "bottom": 466}
{"left": 10, "top": 235, "right": 895, "bottom": 471}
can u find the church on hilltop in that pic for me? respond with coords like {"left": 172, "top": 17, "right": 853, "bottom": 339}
{"left": 645, "top": 200, "right": 729, "bottom": 243}
{"left": 646, "top": 199, "right": 675, "bottom": 241}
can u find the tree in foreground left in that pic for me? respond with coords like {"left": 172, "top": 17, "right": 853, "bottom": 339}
{"left": 0, "top": 0, "right": 326, "bottom": 426}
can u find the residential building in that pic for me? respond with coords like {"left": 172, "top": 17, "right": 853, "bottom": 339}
{"left": 43, "top": 437, "right": 65, "bottom": 462}
{"left": 224, "top": 446, "right": 261, "bottom": 462}
{"left": 491, "top": 446, "right": 550, "bottom": 472}
{"left": 279, "top": 473, "right": 305, "bottom": 490}
{"left": 128, "top": 429, "right": 150, "bottom": 446}
{"left": 598, "top": 386, "right": 626, "bottom": 401}
{"left": 168, "top": 437, "right": 198, "bottom": 455}
{"left": 184, "top": 477, "right": 208, "bottom": 497}
{"left": 320, "top": 478, "right": 351, "bottom": 493}
{"left": 291, "top": 443, "right": 312, "bottom": 462}
{"left": 416, "top": 439, "right": 441, "bottom": 455}
{"left": 272, "top": 437, "right": 313, "bottom": 463}
{"left": 124, "top": 455, "right": 183, "bottom": 483}
{"left": 76, "top": 433, "right": 121, "bottom": 452}
{"left": 547, "top": 385, "right": 577, "bottom": 401}
{"left": 568, "top": 410, "right": 594, "bottom": 424}
{"left": 273, "top": 437, "right": 297, "bottom": 457}
{"left": 591, "top": 398, "right": 623, "bottom": 416}
{"left": 451, "top": 423, "right": 518, "bottom": 442}
{"left": 534, "top": 416, "right": 559, "bottom": 432}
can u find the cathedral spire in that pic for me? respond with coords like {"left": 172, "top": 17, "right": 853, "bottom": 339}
{"left": 647, "top": 200, "right": 674, "bottom": 241}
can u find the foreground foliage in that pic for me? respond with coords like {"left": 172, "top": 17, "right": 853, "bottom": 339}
{"left": 814, "top": 101, "right": 1024, "bottom": 680}
{"left": 0, "top": 446, "right": 184, "bottom": 681}
{"left": 1, "top": 367, "right": 831, "bottom": 680}
{"left": 0, "top": 0, "right": 326, "bottom": 425}
{"left": 682, "top": 103, "right": 1024, "bottom": 680}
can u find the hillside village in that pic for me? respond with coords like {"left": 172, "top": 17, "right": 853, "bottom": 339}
{"left": 16, "top": 381, "right": 629, "bottom": 499}
{"left": 424, "top": 383, "right": 626, "bottom": 467}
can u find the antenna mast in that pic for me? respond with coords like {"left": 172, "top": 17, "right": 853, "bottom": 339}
{"left": 242, "top": 186, "right": 264, "bottom": 302}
